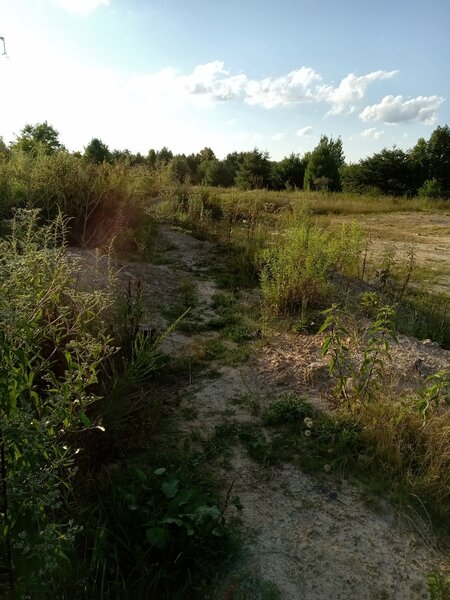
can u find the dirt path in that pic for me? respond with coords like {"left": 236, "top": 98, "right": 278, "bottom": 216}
{"left": 153, "top": 226, "right": 447, "bottom": 600}
{"left": 72, "top": 225, "right": 448, "bottom": 598}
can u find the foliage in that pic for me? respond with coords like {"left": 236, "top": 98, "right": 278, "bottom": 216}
{"left": 303, "top": 135, "right": 344, "bottom": 192}
{"left": 235, "top": 149, "right": 272, "bottom": 190}
{"left": 12, "top": 121, "right": 64, "bottom": 156}
{"left": 77, "top": 464, "right": 233, "bottom": 599}
{"left": 418, "top": 371, "right": 450, "bottom": 419}
{"left": 320, "top": 303, "right": 397, "bottom": 404}
{"left": 203, "top": 159, "right": 235, "bottom": 187}
{"left": 259, "top": 221, "right": 364, "bottom": 317}
{"left": 343, "top": 148, "right": 413, "bottom": 197}
{"left": 270, "top": 153, "right": 306, "bottom": 190}
{"left": 427, "top": 124, "right": 450, "bottom": 196}
{"left": 418, "top": 178, "right": 442, "bottom": 199}
{"left": 0, "top": 210, "right": 114, "bottom": 596}
{"left": 0, "top": 148, "right": 159, "bottom": 246}
{"left": 84, "top": 138, "right": 112, "bottom": 164}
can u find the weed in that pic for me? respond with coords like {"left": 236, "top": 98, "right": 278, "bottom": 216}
{"left": 76, "top": 462, "right": 238, "bottom": 599}
{"left": 427, "top": 570, "right": 450, "bottom": 600}
{"left": 264, "top": 394, "right": 314, "bottom": 425}
{"left": 0, "top": 211, "right": 115, "bottom": 595}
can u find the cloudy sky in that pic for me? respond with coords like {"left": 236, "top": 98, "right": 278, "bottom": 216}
{"left": 0, "top": 0, "right": 448, "bottom": 161}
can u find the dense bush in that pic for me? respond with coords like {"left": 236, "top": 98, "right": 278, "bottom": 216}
{"left": 0, "top": 211, "right": 115, "bottom": 595}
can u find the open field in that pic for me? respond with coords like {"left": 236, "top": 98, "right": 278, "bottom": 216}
{"left": 317, "top": 210, "right": 450, "bottom": 296}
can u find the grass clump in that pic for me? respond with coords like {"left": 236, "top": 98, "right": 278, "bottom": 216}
{"left": 259, "top": 221, "right": 364, "bottom": 318}
{"left": 264, "top": 393, "right": 314, "bottom": 425}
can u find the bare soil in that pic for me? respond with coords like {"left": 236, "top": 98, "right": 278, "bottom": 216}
{"left": 71, "top": 224, "right": 450, "bottom": 599}
{"left": 323, "top": 211, "right": 450, "bottom": 295}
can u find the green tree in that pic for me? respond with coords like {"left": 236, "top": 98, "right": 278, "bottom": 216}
{"left": 304, "top": 136, "right": 344, "bottom": 191}
{"left": 169, "top": 154, "right": 191, "bottom": 183}
{"left": 84, "top": 138, "right": 111, "bottom": 164}
{"left": 271, "top": 153, "right": 306, "bottom": 190}
{"left": 147, "top": 149, "right": 157, "bottom": 168}
{"left": 203, "top": 159, "right": 235, "bottom": 187}
{"left": 235, "top": 148, "right": 271, "bottom": 190}
{"left": 13, "top": 121, "right": 64, "bottom": 155}
{"left": 194, "top": 147, "right": 216, "bottom": 182}
{"left": 362, "top": 148, "right": 413, "bottom": 196}
{"left": 409, "top": 137, "right": 430, "bottom": 192}
{"left": 0, "top": 136, "right": 9, "bottom": 159}
{"left": 156, "top": 146, "right": 173, "bottom": 166}
{"left": 427, "top": 124, "right": 450, "bottom": 196}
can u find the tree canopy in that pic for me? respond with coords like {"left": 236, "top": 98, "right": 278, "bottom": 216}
{"left": 303, "top": 136, "right": 343, "bottom": 191}
{"left": 84, "top": 138, "right": 111, "bottom": 164}
{"left": 13, "top": 121, "right": 64, "bottom": 155}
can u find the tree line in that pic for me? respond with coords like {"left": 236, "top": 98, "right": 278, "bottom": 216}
{"left": 1, "top": 121, "right": 449, "bottom": 198}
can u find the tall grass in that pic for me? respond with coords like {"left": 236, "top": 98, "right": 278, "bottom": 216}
{"left": 0, "top": 148, "right": 162, "bottom": 246}
{"left": 259, "top": 221, "right": 364, "bottom": 317}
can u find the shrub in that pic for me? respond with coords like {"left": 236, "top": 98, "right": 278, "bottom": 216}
{"left": 418, "top": 178, "right": 442, "bottom": 199}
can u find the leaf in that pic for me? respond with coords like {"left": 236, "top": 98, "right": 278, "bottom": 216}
{"left": 79, "top": 411, "right": 90, "bottom": 428}
{"left": 145, "top": 527, "right": 171, "bottom": 549}
{"left": 154, "top": 467, "right": 166, "bottom": 476}
{"left": 161, "top": 516, "right": 184, "bottom": 527}
{"left": 161, "top": 478, "right": 179, "bottom": 499}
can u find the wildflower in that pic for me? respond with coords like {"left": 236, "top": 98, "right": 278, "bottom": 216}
{"left": 324, "top": 464, "right": 331, "bottom": 473}
{"left": 304, "top": 429, "right": 311, "bottom": 437}
{"left": 304, "top": 417, "right": 314, "bottom": 429}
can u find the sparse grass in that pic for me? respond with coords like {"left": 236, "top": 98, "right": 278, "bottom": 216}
{"left": 231, "top": 393, "right": 262, "bottom": 416}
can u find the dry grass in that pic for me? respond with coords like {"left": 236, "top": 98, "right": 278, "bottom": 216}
{"left": 354, "top": 393, "right": 450, "bottom": 517}
{"left": 213, "top": 187, "right": 450, "bottom": 216}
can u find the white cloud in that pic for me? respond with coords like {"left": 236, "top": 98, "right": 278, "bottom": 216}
{"left": 359, "top": 127, "right": 384, "bottom": 140}
{"left": 296, "top": 126, "right": 313, "bottom": 137}
{"left": 360, "top": 94, "right": 444, "bottom": 124}
{"left": 51, "top": 0, "right": 110, "bottom": 15}
{"left": 183, "top": 61, "right": 248, "bottom": 101}
{"left": 245, "top": 67, "right": 321, "bottom": 108}
{"left": 162, "top": 64, "right": 399, "bottom": 115}
{"left": 320, "top": 70, "right": 398, "bottom": 115}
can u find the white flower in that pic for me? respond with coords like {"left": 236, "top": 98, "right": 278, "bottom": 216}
{"left": 304, "top": 417, "right": 314, "bottom": 429}
{"left": 324, "top": 464, "right": 331, "bottom": 473}
{"left": 304, "top": 429, "right": 312, "bottom": 437}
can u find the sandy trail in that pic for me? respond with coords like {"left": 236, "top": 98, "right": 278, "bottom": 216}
{"left": 155, "top": 226, "right": 447, "bottom": 600}
{"left": 72, "top": 224, "right": 448, "bottom": 598}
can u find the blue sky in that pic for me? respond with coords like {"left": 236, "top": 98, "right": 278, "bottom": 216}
{"left": 0, "top": 0, "right": 449, "bottom": 161}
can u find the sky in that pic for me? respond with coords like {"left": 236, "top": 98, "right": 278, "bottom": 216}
{"left": 0, "top": 0, "right": 449, "bottom": 162}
